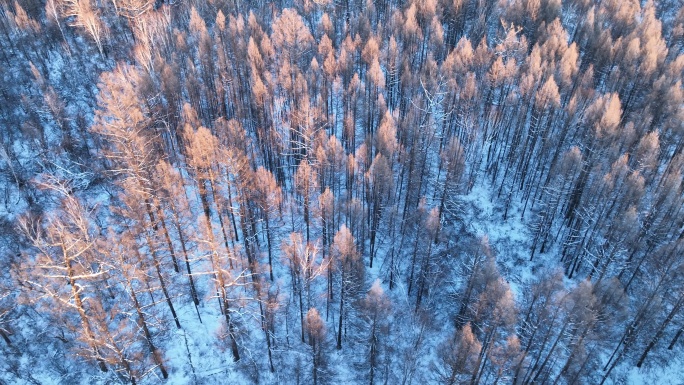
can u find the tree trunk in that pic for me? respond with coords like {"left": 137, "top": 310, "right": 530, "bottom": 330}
{"left": 128, "top": 278, "right": 169, "bottom": 379}
{"left": 636, "top": 294, "right": 684, "bottom": 367}
{"left": 156, "top": 206, "right": 180, "bottom": 273}
{"left": 219, "top": 273, "right": 241, "bottom": 362}
{"left": 141, "top": 233, "right": 181, "bottom": 329}
{"left": 62, "top": 243, "right": 108, "bottom": 373}
{"left": 0, "top": 328, "right": 11, "bottom": 346}
{"left": 337, "top": 269, "right": 345, "bottom": 350}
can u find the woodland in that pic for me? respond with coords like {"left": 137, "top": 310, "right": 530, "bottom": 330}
{"left": 0, "top": 0, "right": 683, "bottom": 383}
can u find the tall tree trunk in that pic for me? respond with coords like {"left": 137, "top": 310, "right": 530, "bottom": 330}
{"left": 156, "top": 206, "right": 180, "bottom": 273}
{"left": 127, "top": 277, "right": 169, "bottom": 379}
{"left": 337, "top": 269, "right": 345, "bottom": 350}
{"left": 636, "top": 294, "right": 684, "bottom": 367}
{"left": 62, "top": 243, "right": 108, "bottom": 373}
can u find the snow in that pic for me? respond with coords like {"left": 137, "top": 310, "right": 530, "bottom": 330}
{"left": 624, "top": 356, "right": 684, "bottom": 385}
{"left": 459, "top": 180, "right": 558, "bottom": 302}
{"left": 1, "top": 4, "right": 683, "bottom": 382}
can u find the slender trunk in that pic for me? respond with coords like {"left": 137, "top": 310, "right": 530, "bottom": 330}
{"left": 138, "top": 217, "right": 181, "bottom": 329}
{"left": 304, "top": 194, "right": 310, "bottom": 243}
{"left": 529, "top": 321, "right": 569, "bottom": 384}
{"left": 0, "top": 329, "right": 11, "bottom": 345}
{"left": 415, "top": 242, "right": 433, "bottom": 313}
{"left": 150, "top": 245, "right": 181, "bottom": 329}
{"left": 327, "top": 257, "right": 333, "bottom": 320}
{"left": 469, "top": 331, "right": 490, "bottom": 385}
{"left": 62, "top": 243, "right": 108, "bottom": 373}
{"left": 668, "top": 326, "right": 684, "bottom": 350}
{"left": 209, "top": 179, "right": 235, "bottom": 267}
{"left": 265, "top": 215, "right": 274, "bottom": 281}
{"left": 636, "top": 294, "right": 684, "bottom": 367}
{"left": 604, "top": 269, "right": 670, "bottom": 377}
{"left": 226, "top": 183, "right": 240, "bottom": 242}
{"left": 156, "top": 206, "right": 180, "bottom": 273}
{"left": 337, "top": 269, "right": 345, "bottom": 350}
{"left": 299, "top": 281, "right": 306, "bottom": 343}
{"left": 312, "top": 335, "right": 319, "bottom": 385}
{"left": 128, "top": 278, "right": 169, "bottom": 379}
{"left": 218, "top": 268, "right": 241, "bottom": 362}
{"left": 407, "top": 230, "right": 421, "bottom": 295}
{"left": 370, "top": 319, "right": 377, "bottom": 385}
{"left": 176, "top": 220, "right": 201, "bottom": 309}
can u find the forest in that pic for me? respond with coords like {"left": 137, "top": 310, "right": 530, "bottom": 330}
{"left": 0, "top": 0, "right": 683, "bottom": 383}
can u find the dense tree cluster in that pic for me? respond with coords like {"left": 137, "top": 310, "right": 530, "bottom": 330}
{"left": 0, "top": 0, "right": 683, "bottom": 383}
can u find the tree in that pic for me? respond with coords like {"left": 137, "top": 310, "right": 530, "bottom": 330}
{"left": 92, "top": 65, "right": 184, "bottom": 284}
{"left": 117, "top": 182, "right": 182, "bottom": 330}
{"left": 435, "top": 323, "right": 482, "bottom": 385}
{"left": 271, "top": 8, "right": 314, "bottom": 111}
{"left": 361, "top": 279, "right": 391, "bottom": 385}
{"left": 510, "top": 268, "right": 563, "bottom": 378}
{"left": 365, "top": 154, "right": 393, "bottom": 267}
{"left": 105, "top": 230, "right": 169, "bottom": 380}
{"left": 529, "top": 146, "right": 582, "bottom": 260}
{"left": 62, "top": 0, "right": 108, "bottom": 56}
{"left": 438, "top": 137, "right": 465, "bottom": 222}
{"left": 414, "top": 205, "right": 440, "bottom": 312}
{"left": 183, "top": 116, "right": 237, "bottom": 257}
{"left": 250, "top": 167, "right": 283, "bottom": 281}
{"left": 332, "top": 225, "right": 363, "bottom": 350}
{"left": 453, "top": 239, "right": 500, "bottom": 329}
{"left": 45, "top": 0, "right": 69, "bottom": 51}
{"left": 282, "top": 232, "right": 327, "bottom": 343}
{"left": 19, "top": 190, "right": 110, "bottom": 373}
{"left": 306, "top": 307, "right": 325, "bottom": 385}
{"left": 0, "top": 286, "right": 13, "bottom": 347}
{"left": 4, "top": 0, "right": 684, "bottom": 382}
{"left": 153, "top": 161, "right": 201, "bottom": 311}
{"left": 194, "top": 209, "right": 242, "bottom": 362}
{"left": 294, "top": 159, "right": 319, "bottom": 243}
{"left": 468, "top": 274, "right": 517, "bottom": 384}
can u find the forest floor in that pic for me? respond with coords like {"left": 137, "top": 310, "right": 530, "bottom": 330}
{"left": 134, "top": 177, "right": 684, "bottom": 385}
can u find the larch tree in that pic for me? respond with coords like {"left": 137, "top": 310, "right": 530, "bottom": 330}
{"left": 413, "top": 205, "right": 440, "bottom": 312}
{"left": 332, "top": 224, "right": 363, "bottom": 350}
{"left": 271, "top": 8, "right": 314, "bottom": 109}
{"left": 250, "top": 166, "right": 283, "bottom": 281}
{"left": 435, "top": 322, "right": 482, "bottom": 385}
{"left": 3, "top": 0, "right": 684, "bottom": 382}
{"left": 453, "top": 238, "right": 500, "bottom": 329}
{"left": 365, "top": 153, "right": 393, "bottom": 267}
{"left": 19, "top": 192, "right": 109, "bottom": 373}
{"left": 193, "top": 203, "right": 242, "bottom": 362}
{"left": 294, "top": 158, "right": 319, "bottom": 243}
{"left": 317, "top": 186, "right": 336, "bottom": 316}
{"left": 153, "top": 160, "right": 201, "bottom": 311}
{"left": 0, "top": 283, "right": 13, "bottom": 348}
{"left": 62, "top": 0, "right": 108, "bottom": 56}
{"left": 512, "top": 269, "right": 568, "bottom": 383}
{"left": 182, "top": 114, "right": 236, "bottom": 257}
{"left": 306, "top": 307, "right": 326, "bottom": 385}
{"left": 117, "top": 180, "right": 182, "bottom": 330}
{"left": 437, "top": 136, "right": 465, "bottom": 221}
{"left": 103, "top": 230, "right": 170, "bottom": 381}
{"left": 92, "top": 65, "right": 184, "bottom": 284}
{"left": 361, "top": 279, "right": 392, "bottom": 385}
{"left": 282, "top": 232, "right": 327, "bottom": 343}
{"left": 468, "top": 274, "right": 517, "bottom": 384}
